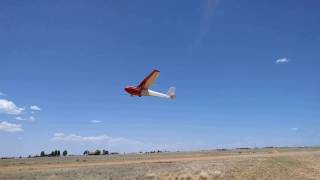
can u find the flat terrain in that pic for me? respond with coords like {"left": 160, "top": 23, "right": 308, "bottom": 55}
{"left": 1, "top": 147, "right": 320, "bottom": 180}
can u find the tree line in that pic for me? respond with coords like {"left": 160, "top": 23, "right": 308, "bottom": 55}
{"left": 33, "top": 149, "right": 116, "bottom": 157}
{"left": 39, "top": 150, "right": 68, "bottom": 157}
{"left": 83, "top": 149, "right": 119, "bottom": 155}
{"left": 26, "top": 149, "right": 165, "bottom": 158}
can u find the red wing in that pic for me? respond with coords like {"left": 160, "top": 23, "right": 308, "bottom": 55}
{"left": 137, "top": 70, "right": 160, "bottom": 89}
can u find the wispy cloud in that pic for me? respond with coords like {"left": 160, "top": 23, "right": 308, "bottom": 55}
{"left": 291, "top": 127, "right": 298, "bottom": 131}
{"left": 90, "top": 120, "right": 101, "bottom": 123}
{"left": 276, "top": 58, "right": 289, "bottom": 64}
{"left": 30, "top": 105, "right": 41, "bottom": 111}
{"left": 0, "top": 99, "right": 25, "bottom": 115}
{"left": 29, "top": 116, "right": 35, "bottom": 121}
{"left": 0, "top": 92, "right": 6, "bottom": 97}
{"left": 194, "top": 0, "right": 221, "bottom": 47}
{"left": 15, "top": 116, "right": 25, "bottom": 121}
{"left": 50, "top": 133, "right": 141, "bottom": 145}
{"left": 16, "top": 116, "right": 36, "bottom": 122}
{"left": 0, "top": 121, "right": 23, "bottom": 132}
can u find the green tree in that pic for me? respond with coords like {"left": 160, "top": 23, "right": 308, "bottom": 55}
{"left": 94, "top": 150, "right": 101, "bottom": 155}
{"left": 63, "top": 150, "right": 68, "bottom": 156}
{"left": 40, "top": 151, "right": 45, "bottom": 157}
{"left": 83, "top": 150, "right": 89, "bottom": 155}
{"left": 51, "top": 150, "right": 59, "bottom": 157}
{"left": 102, "top": 150, "right": 109, "bottom": 155}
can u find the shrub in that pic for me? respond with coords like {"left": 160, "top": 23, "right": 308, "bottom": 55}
{"left": 63, "top": 150, "right": 68, "bottom": 156}
{"left": 40, "top": 151, "right": 45, "bottom": 157}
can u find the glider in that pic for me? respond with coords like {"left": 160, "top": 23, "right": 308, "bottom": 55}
{"left": 124, "top": 70, "right": 176, "bottom": 100}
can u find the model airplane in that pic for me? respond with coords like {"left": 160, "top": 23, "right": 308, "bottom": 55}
{"left": 124, "top": 70, "right": 176, "bottom": 99}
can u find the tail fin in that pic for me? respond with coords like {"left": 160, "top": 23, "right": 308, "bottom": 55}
{"left": 167, "top": 87, "right": 176, "bottom": 99}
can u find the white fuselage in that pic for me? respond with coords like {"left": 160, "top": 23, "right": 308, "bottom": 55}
{"left": 141, "top": 89, "right": 171, "bottom": 99}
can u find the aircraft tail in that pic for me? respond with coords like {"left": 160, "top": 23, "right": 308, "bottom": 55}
{"left": 167, "top": 87, "right": 176, "bottom": 99}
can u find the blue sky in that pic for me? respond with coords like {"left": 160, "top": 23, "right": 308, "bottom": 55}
{"left": 1, "top": 0, "right": 319, "bottom": 156}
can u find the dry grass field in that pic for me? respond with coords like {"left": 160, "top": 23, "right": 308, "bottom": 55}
{"left": 1, "top": 147, "right": 320, "bottom": 180}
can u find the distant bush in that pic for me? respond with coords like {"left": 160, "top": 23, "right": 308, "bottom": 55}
{"left": 94, "top": 150, "right": 101, "bottom": 155}
{"left": 102, "top": 150, "right": 109, "bottom": 155}
{"left": 264, "top": 146, "right": 274, "bottom": 149}
{"left": 236, "top": 148, "right": 250, "bottom": 150}
{"left": 83, "top": 150, "right": 89, "bottom": 155}
{"left": 83, "top": 149, "right": 113, "bottom": 156}
{"left": 40, "top": 151, "right": 45, "bottom": 157}
{"left": 63, "top": 150, "right": 68, "bottom": 156}
{"left": 50, "top": 150, "right": 61, "bottom": 157}
{"left": 216, "top": 149, "right": 228, "bottom": 151}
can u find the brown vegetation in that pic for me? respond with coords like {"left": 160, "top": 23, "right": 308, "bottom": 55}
{"left": 0, "top": 147, "right": 320, "bottom": 179}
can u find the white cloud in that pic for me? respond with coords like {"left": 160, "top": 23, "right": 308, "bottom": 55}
{"left": 90, "top": 120, "right": 101, "bottom": 123}
{"left": 0, "top": 99, "right": 25, "bottom": 115}
{"left": 29, "top": 116, "right": 35, "bottom": 121}
{"left": 291, "top": 127, "right": 298, "bottom": 131}
{"left": 53, "top": 132, "right": 65, "bottom": 137}
{"left": 276, "top": 58, "right": 289, "bottom": 64}
{"left": 30, "top": 105, "right": 41, "bottom": 111}
{"left": 194, "top": 0, "right": 220, "bottom": 47}
{"left": 0, "top": 121, "right": 23, "bottom": 132}
{"left": 50, "top": 133, "right": 141, "bottom": 145}
{"left": 15, "top": 116, "right": 35, "bottom": 122}
{"left": 15, "top": 116, "right": 25, "bottom": 121}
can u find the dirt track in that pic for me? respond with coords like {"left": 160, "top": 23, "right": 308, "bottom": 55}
{"left": 1, "top": 148, "right": 320, "bottom": 179}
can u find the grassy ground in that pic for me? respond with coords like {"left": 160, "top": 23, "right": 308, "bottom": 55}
{"left": 1, "top": 147, "right": 320, "bottom": 180}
